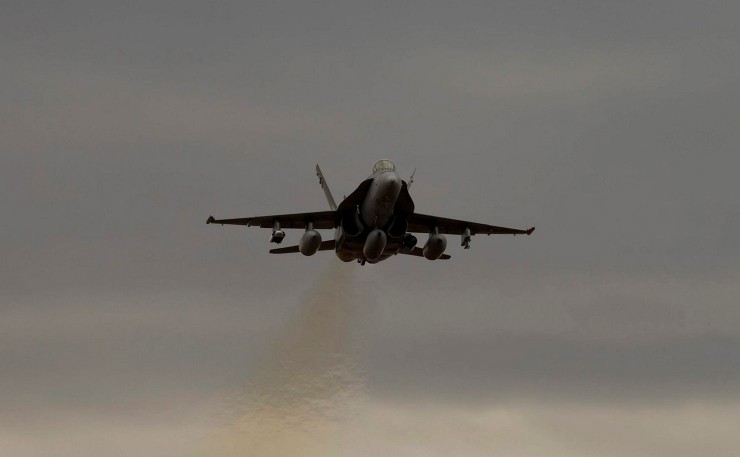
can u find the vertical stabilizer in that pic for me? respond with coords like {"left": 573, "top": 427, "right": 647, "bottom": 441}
{"left": 315, "top": 164, "right": 338, "bottom": 210}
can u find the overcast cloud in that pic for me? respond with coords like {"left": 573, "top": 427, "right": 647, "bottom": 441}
{"left": 1, "top": 1, "right": 739, "bottom": 456}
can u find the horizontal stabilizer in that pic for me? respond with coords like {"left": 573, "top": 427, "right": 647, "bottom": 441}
{"left": 269, "top": 239, "right": 336, "bottom": 254}
{"left": 399, "top": 247, "right": 451, "bottom": 260}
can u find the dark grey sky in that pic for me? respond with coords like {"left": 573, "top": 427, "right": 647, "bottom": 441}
{"left": 2, "top": 2, "right": 739, "bottom": 456}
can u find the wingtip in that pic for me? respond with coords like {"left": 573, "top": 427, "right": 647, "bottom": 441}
{"left": 206, "top": 215, "right": 215, "bottom": 224}
{"left": 526, "top": 227, "right": 535, "bottom": 235}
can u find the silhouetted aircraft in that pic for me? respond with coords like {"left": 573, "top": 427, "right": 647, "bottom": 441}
{"left": 207, "top": 160, "right": 534, "bottom": 264}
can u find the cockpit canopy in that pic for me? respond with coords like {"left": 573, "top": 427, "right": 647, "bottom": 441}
{"left": 372, "top": 159, "right": 396, "bottom": 173}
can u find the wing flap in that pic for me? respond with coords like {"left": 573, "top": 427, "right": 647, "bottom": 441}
{"left": 406, "top": 213, "right": 534, "bottom": 236}
{"left": 206, "top": 211, "right": 338, "bottom": 230}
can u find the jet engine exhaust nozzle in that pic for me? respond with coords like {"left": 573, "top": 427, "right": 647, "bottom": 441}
{"left": 402, "top": 233, "right": 417, "bottom": 250}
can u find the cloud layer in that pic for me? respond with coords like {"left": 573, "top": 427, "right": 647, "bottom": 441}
{"left": 1, "top": 1, "right": 739, "bottom": 456}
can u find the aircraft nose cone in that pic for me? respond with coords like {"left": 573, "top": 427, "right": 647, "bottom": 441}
{"left": 385, "top": 172, "right": 401, "bottom": 189}
{"left": 374, "top": 172, "right": 402, "bottom": 211}
{"left": 383, "top": 172, "right": 402, "bottom": 197}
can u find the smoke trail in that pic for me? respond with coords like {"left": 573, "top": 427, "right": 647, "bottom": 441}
{"left": 206, "top": 262, "right": 363, "bottom": 457}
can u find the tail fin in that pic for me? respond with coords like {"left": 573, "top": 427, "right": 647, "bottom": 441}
{"left": 315, "top": 164, "right": 338, "bottom": 210}
{"left": 407, "top": 168, "right": 416, "bottom": 190}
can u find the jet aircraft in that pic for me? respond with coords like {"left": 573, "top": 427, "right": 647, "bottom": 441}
{"left": 207, "top": 160, "right": 534, "bottom": 264}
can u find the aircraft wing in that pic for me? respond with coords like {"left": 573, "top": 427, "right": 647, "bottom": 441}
{"left": 206, "top": 211, "right": 338, "bottom": 229}
{"left": 406, "top": 213, "right": 535, "bottom": 236}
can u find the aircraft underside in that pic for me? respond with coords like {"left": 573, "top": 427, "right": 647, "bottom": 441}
{"left": 206, "top": 160, "right": 534, "bottom": 264}
{"left": 333, "top": 226, "right": 416, "bottom": 264}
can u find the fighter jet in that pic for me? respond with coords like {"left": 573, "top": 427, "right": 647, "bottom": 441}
{"left": 207, "top": 160, "right": 534, "bottom": 264}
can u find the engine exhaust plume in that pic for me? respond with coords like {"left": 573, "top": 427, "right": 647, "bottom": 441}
{"left": 206, "top": 262, "right": 362, "bottom": 457}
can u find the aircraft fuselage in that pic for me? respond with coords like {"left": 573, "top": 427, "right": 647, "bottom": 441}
{"left": 335, "top": 168, "right": 412, "bottom": 264}
{"left": 206, "top": 159, "right": 534, "bottom": 263}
